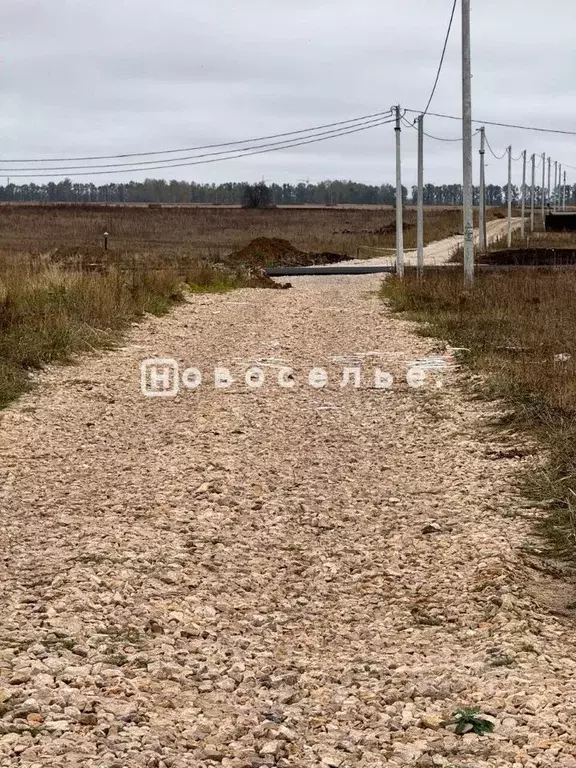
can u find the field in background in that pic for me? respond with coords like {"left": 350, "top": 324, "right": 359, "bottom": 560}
{"left": 0, "top": 203, "right": 498, "bottom": 262}
{"left": 0, "top": 203, "right": 501, "bottom": 410}
{"left": 383, "top": 264, "right": 576, "bottom": 559}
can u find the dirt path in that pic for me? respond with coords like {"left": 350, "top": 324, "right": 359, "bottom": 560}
{"left": 0, "top": 229, "right": 575, "bottom": 768}
{"left": 350, "top": 218, "right": 520, "bottom": 268}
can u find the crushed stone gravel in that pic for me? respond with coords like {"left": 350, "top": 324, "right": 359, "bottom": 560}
{"left": 0, "top": 226, "right": 575, "bottom": 768}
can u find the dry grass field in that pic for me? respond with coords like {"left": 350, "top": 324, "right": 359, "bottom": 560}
{"left": 0, "top": 203, "right": 495, "bottom": 261}
{"left": 0, "top": 203, "right": 500, "bottom": 410}
{"left": 383, "top": 254, "right": 576, "bottom": 559}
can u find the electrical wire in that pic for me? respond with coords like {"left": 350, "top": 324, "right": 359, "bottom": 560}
{"left": 485, "top": 135, "right": 508, "bottom": 160}
{"left": 404, "top": 108, "right": 576, "bottom": 137}
{"left": 5, "top": 101, "right": 576, "bottom": 171}
{"left": 4, "top": 118, "right": 396, "bottom": 179}
{"left": 488, "top": 144, "right": 547, "bottom": 168}
{"left": 0, "top": 109, "right": 393, "bottom": 164}
{"left": 0, "top": 116, "right": 391, "bottom": 173}
{"left": 400, "top": 116, "right": 460, "bottom": 142}
{"left": 422, "top": 0, "right": 458, "bottom": 116}
{"left": 400, "top": 115, "right": 479, "bottom": 142}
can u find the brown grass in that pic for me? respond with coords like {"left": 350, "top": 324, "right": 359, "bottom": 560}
{"left": 0, "top": 262, "right": 184, "bottom": 408}
{"left": 0, "top": 203, "right": 497, "bottom": 411}
{"left": 0, "top": 236, "right": 267, "bottom": 410}
{"left": 0, "top": 203, "right": 498, "bottom": 260}
{"left": 383, "top": 268, "right": 576, "bottom": 559}
{"left": 452, "top": 214, "right": 576, "bottom": 262}
{"left": 486, "top": 227, "right": 576, "bottom": 254}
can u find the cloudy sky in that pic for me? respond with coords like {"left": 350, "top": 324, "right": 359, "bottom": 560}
{"left": 2, "top": 0, "right": 575, "bottom": 187}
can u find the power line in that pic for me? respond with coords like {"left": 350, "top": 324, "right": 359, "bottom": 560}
{"left": 404, "top": 107, "right": 576, "bottom": 136}
{"left": 0, "top": 109, "right": 393, "bottom": 164}
{"left": 485, "top": 135, "right": 508, "bottom": 160}
{"left": 486, "top": 135, "right": 551, "bottom": 167}
{"left": 401, "top": 115, "right": 477, "bottom": 143}
{"left": 423, "top": 0, "right": 458, "bottom": 116}
{"left": 0, "top": 116, "right": 391, "bottom": 173}
{"left": 4, "top": 118, "right": 396, "bottom": 179}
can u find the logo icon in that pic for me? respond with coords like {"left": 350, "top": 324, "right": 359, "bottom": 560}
{"left": 140, "top": 358, "right": 180, "bottom": 398}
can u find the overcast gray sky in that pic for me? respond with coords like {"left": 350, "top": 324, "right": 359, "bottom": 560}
{"left": 2, "top": 0, "right": 575, "bottom": 187}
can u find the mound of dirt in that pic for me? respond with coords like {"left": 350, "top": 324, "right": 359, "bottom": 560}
{"left": 223, "top": 237, "right": 351, "bottom": 268}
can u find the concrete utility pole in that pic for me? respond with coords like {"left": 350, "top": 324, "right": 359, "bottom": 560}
{"left": 559, "top": 164, "right": 563, "bottom": 211}
{"left": 507, "top": 146, "right": 513, "bottom": 248}
{"left": 541, "top": 153, "right": 546, "bottom": 227}
{"left": 563, "top": 170, "right": 567, "bottom": 210}
{"left": 554, "top": 161, "right": 558, "bottom": 211}
{"left": 416, "top": 114, "right": 424, "bottom": 277}
{"left": 462, "top": 0, "right": 474, "bottom": 283}
{"left": 547, "top": 157, "right": 552, "bottom": 210}
{"left": 479, "top": 127, "right": 487, "bottom": 253}
{"left": 530, "top": 153, "right": 536, "bottom": 233}
{"left": 394, "top": 105, "right": 404, "bottom": 277}
{"left": 520, "top": 150, "right": 527, "bottom": 240}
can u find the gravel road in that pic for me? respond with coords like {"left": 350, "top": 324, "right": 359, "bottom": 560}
{"left": 1, "top": 226, "right": 575, "bottom": 768}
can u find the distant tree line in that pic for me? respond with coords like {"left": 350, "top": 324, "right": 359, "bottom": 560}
{"left": 413, "top": 183, "right": 573, "bottom": 207}
{"left": 0, "top": 178, "right": 573, "bottom": 206}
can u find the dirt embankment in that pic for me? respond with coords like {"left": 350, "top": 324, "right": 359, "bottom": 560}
{"left": 222, "top": 237, "right": 351, "bottom": 269}
{"left": 482, "top": 248, "right": 576, "bottom": 266}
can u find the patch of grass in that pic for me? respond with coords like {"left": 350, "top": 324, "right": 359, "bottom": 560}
{"left": 447, "top": 707, "right": 495, "bottom": 736}
{"left": 105, "top": 649, "right": 129, "bottom": 667}
{"left": 0, "top": 254, "right": 259, "bottom": 409}
{"left": 187, "top": 282, "right": 235, "bottom": 294}
{"left": 183, "top": 262, "right": 259, "bottom": 293}
{"left": 382, "top": 267, "right": 576, "bottom": 560}
{"left": 489, "top": 654, "right": 516, "bottom": 667}
{"left": 0, "top": 261, "right": 184, "bottom": 408}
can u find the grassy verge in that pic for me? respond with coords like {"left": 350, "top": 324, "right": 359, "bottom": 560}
{"left": 382, "top": 268, "right": 576, "bottom": 559}
{"left": 0, "top": 256, "right": 262, "bottom": 409}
